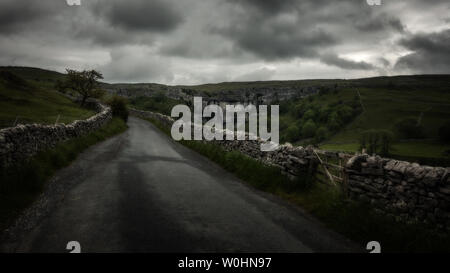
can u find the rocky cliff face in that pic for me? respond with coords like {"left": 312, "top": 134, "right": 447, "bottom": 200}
{"left": 103, "top": 82, "right": 324, "bottom": 106}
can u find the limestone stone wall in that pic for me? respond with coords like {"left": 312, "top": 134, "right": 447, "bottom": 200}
{"left": 0, "top": 101, "right": 112, "bottom": 169}
{"left": 129, "top": 108, "right": 174, "bottom": 129}
{"left": 346, "top": 154, "right": 450, "bottom": 230}
{"left": 129, "top": 108, "right": 318, "bottom": 178}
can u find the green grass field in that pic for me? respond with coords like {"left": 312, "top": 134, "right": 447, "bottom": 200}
{"left": 327, "top": 87, "right": 450, "bottom": 142}
{"left": 313, "top": 85, "right": 450, "bottom": 163}
{"left": 0, "top": 67, "right": 93, "bottom": 129}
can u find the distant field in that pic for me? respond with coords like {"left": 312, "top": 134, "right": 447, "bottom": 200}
{"left": 0, "top": 67, "right": 93, "bottom": 129}
{"left": 314, "top": 85, "right": 450, "bottom": 162}
{"left": 327, "top": 87, "right": 450, "bottom": 142}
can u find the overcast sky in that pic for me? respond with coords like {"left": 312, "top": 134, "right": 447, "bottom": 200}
{"left": 0, "top": 0, "right": 449, "bottom": 84}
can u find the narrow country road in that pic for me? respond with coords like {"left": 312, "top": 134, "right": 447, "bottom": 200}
{"left": 4, "top": 117, "right": 360, "bottom": 253}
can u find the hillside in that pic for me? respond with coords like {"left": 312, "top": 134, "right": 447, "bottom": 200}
{"left": 127, "top": 73, "right": 450, "bottom": 165}
{"left": 277, "top": 83, "right": 450, "bottom": 163}
{"left": 0, "top": 67, "right": 93, "bottom": 129}
{"left": 3, "top": 66, "right": 450, "bottom": 164}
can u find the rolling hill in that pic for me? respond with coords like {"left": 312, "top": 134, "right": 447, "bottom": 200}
{"left": 0, "top": 67, "right": 93, "bottom": 129}
{"left": 2, "top": 66, "right": 450, "bottom": 165}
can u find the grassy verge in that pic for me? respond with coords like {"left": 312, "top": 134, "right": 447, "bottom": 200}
{"left": 0, "top": 117, "right": 128, "bottom": 231}
{"left": 142, "top": 115, "right": 450, "bottom": 252}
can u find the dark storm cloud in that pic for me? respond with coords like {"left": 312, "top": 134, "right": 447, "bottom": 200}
{"left": 0, "top": 0, "right": 64, "bottom": 34}
{"left": 320, "top": 54, "right": 375, "bottom": 70}
{"left": 208, "top": 0, "right": 408, "bottom": 62}
{"left": 226, "top": 0, "right": 297, "bottom": 14}
{"left": 94, "top": 0, "right": 183, "bottom": 32}
{"left": 378, "top": 57, "right": 390, "bottom": 67}
{"left": 210, "top": 1, "right": 340, "bottom": 61}
{"left": 354, "top": 14, "right": 405, "bottom": 33}
{"left": 395, "top": 29, "right": 450, "bottom": 73}
{"left": 0, "top": 0, "right": 449, "bottom": 83}
{"left": 212, "top": 24, "right": 336, "bottom": 60}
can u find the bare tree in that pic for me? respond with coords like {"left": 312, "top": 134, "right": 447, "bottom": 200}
{"left": 65, "top": 69, "right": 105, "bottom": 106}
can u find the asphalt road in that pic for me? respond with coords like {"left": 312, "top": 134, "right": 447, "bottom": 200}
{"left": 7, "top": 117, "right": 360, "bottom": 253}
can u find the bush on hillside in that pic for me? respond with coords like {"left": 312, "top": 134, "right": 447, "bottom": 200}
{"left": 314, "top": 126, "right": 329, "bottom": 143}
{"left": 327, "top": 112, "right": 341, "bottom": 131}
{"left": 439, "top": 122, "right": 450, "bottom": 143}
{"left": 107, "top": 95, "right": 129, "bottom": 122}
{"left": 395, "top": 117, "right": 425, "bottom": 139}
{"left": 285, "top": 124, "right": 300, "bottom": 143}
{"left": 0, "top": 71, "right": 29, "bottom": 90}
{"left": 301, "top": 119, "right": 317, "bottom": 138}
{"left": 359, "top": 129, "right": 394, "bottom": 156}
{"left": 54, "top": 79, "right": 68, "bottom": 93}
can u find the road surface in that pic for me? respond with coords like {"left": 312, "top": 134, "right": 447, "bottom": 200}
{"left": 3, "top": 117, "right": 360, "bottom": 252}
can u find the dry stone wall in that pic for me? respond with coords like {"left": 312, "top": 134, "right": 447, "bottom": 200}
{"left": 131, "top": 108, "right": 450, "bottom": 230}
{"left": 129, "top": 108, "right": 318, "bottom": 178}
{"left": 346, "top": 154, "right": 450, "bottom": 230}
{"left": 0, "top": 101, "right": 112, "bottom": 170}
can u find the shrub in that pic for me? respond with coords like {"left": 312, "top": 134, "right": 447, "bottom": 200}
{"left": 360, "top": 129, "right": 394, "bottom": 156}
{"left": 54, "top": 79, "right": 68, "bottom": 93}
{"left": 395, "top": 117, "right": 425, "bottom": 139}
{"left": 337, "top": 105, "right": 353, "bottom": 123}
{"left": 314, "top": 126, "right": 329, "bottom": 143}
{"left": 292, "top": 104, "right": 305, "bottom": 118}
{"left": 318, "top": 106, "right": 331, "bottom": 123}
{"left": 301, "top": 119, "right": 317, "bottom": 138}
{"left": 0, "top": 71, "right": 29, "bottom": 90}
{"left": 327, "top": 111, "right": 341, "bottom": 131}
{"left": 439, "top": 122, "right": 450, "bottom": 143}
{"left": 302, "top": 109, "right": 316, "bottom": 121}
{"left": 107, "top": 95, "right": 129, "bottom": 122}
{"left": 285, "top": 124, "right": 300, "bottom": 143}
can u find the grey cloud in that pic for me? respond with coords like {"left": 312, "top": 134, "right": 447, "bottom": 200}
{"left": 233, "top": 67, "right": 276, "bottom": 82}
{"left": 395, "top": 29, "right": 450, "bottom": 73}
{"left": 211, "top": 1, "right": 339, "bottom": 60}
{"left": 226, "top": 0, "right": 297, "bottom": 14}
{"left": 0, "top": 0, "right": 449, "bottom": 84}
{"left": 99, "top": 47, "right": 174, "bottom": 83}
{"left": 211, "top": 0, "right": 408, "bottom": 62}
{"left": 354, "top": 14, "right": 405, "bottom": 33}
{"left": 320, "top": 54, "right": 375, "bottom": 70}
{"left": 95, "top": 0, "right": 183, "bottom": 32}
{"left": 0, "top": 0, "right": 66, "bottom": 34}
{"left": 378, "top": 57, "right": 390, "bottom": 67}
{"left": 211, "top": 18, "right": 336, "bottom": 60}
